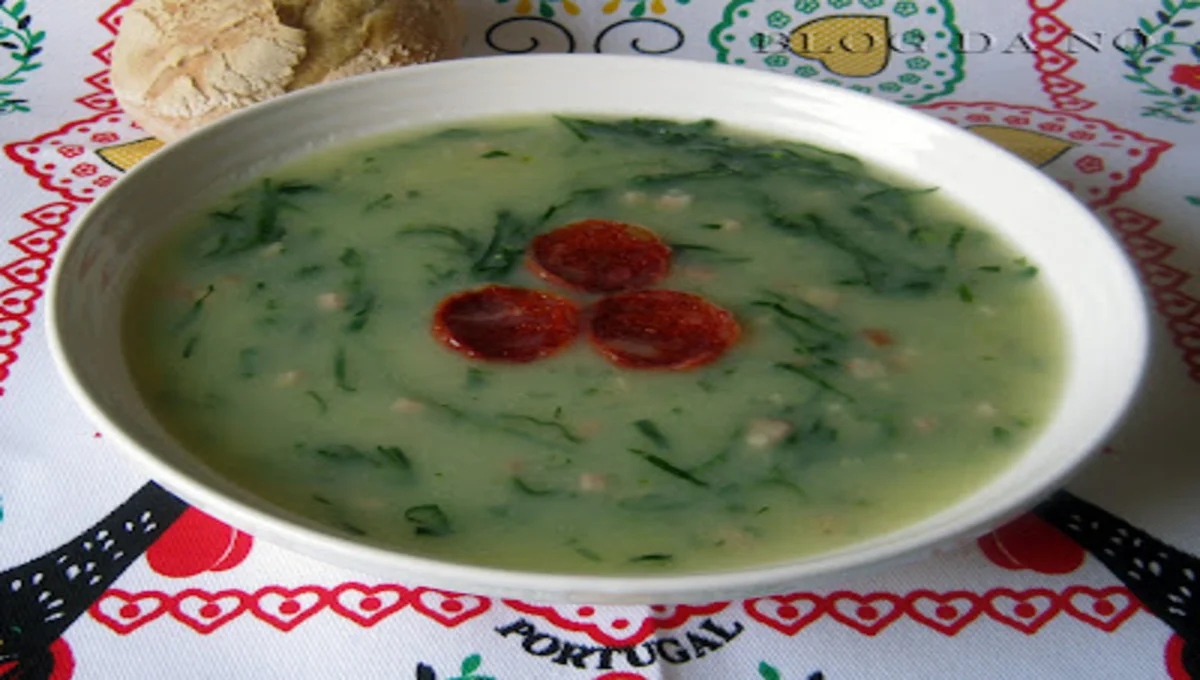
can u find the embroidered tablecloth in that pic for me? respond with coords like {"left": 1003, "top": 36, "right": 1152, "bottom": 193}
{"left": 2, "top": 1, "right": 1199, "bottom": 678}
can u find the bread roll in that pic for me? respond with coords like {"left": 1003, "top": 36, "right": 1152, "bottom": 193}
{"left": 111, "top": 0, "right": 464, "bottom": 142}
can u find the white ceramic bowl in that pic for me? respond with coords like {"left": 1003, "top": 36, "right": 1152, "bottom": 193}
{"left": 47, "top": 54, "right": 1149, "bottom": 604}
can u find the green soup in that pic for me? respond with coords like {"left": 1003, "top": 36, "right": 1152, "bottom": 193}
{"left": 124, "top": 116, "right": 1064, "bottom": 575}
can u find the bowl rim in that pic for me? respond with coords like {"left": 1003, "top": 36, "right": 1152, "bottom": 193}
{"left": 46, "top": 53, "right": 1152, "bottom": 603}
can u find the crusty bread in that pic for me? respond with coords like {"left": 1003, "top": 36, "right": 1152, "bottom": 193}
{"left": 112, "top": 0, "right": 464, "bottom": 142}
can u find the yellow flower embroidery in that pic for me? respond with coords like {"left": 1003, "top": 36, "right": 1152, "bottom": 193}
{"left": 513, "top": 0, "right": 580, "bottom": 16}
{"left": 603, "top": 0, "right": 675, "bottom": 15}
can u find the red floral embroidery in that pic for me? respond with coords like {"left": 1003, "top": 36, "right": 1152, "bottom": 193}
{"left": 1169, "top": 64, "right": 1200, "bottom": 91}
{"left": 1075, "top": 155, "right": 1105, "bottom": 174}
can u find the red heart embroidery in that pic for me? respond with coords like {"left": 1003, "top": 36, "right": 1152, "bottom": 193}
{"left": 744, "top": 594, "right": 825, "bottom": 636}
{"left": 0, "top": 257, "right": 50, "bottom": 287}
{"left": 0, "top": 316, "right": 30, "bottom": 351}
{"left": 0, "top": 286, "right": 40, "bottom": 318}
{"left": 1056, "top": 97, "right": 1095, "bottom": 112}
{"left": 1177, "top": 323, "right": 1200, "bottom": 349}
{"left": 330, "top": 583, "right": 411, "bottom": 627}
{"left": 827, "top": 592, "right": 903, "bottom": 636}
{"left": 251, "top": 586, "right": 330, "bottom": 632}
{"left": 984, "top": 588, "right": 1060, "bottom": 634}
{"left": 1031, "top": 15, "right": 1069, "bottom": 44}
{"left": 1062, "top": 586, "right": 1141, "bottom": 632}
{"left": 549, "top": 606, "right": 653, "bottom": 647}
{"left": 503, "top": 600, "right": 728, "bottom": 647}
{"left": 98, "top": 4, "right": 126, "bottom": 35}
{"left": 1034, "top": 48, "right": 1075, "bottom": 75}
{"left": 85, "top": 71, "right": 113, "bottom": 93}
{"left": 21, "top": 202, "right": 75, "bottom": 230}
{"left": 1030, "top": 0, "right": 1068, "bottom": 12}
{"left": 78, "top": 91, "right": 119, "bottom": 113}
{"left": 1161, "top": 288, "right": 1196, "bottom": 315}
{"left": 905, "top": 590, "right": 983, "bottom": 636}
{"left": 170, "top": 589, "right": 248, "bottom": 634}
{"left": 1043, "top": 75, "right": 1084, "bottom": 96}
{"left": 89, "top": 589, "right": 170, "bottom": 634}
{"left": 1122, "top": 234, "right": 1168, "bottom": 261}
{"left": 1144, "top": 262, "right": 1189, "bottom": 289}
{"left": 412, "top": 588, "right": 490, "bottom": 627}
{"left": 10, "top": 227, "right": 64, "bottom": 257}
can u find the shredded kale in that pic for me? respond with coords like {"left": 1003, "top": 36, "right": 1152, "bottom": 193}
{"left": 237, "top": 348, "right": 259, "bottom": 379}
{"left": 363, "top": 192, "right": 395, "bottom": 213}
{"left": 337, "top": 520, "right": 368, "bottom": 537}
{"left": 555, "top": 116, "right": 719, "bottom": 146}
{"left": 309, "top": 444, "right": 376, "bottom": 465}
{"left": 751, "top": 300, "right": 846, "bottom": 340}
{"left": 633, "top": 419, "right": 671, "bottom": 450}
{"left": 404, "top": 504, "right": 452, "bottom": 537}
{"left": 948, "top": 226, "right": 968, "bottom": 256}
{"left": 306, "top": 390, "right": 327, "bottom": 414}
{"left": 539, "top": 186, "right": 607, "bottom": 224}
{"left": 691, "top": 427, "right": 745, "bottom": 474}
{"left": 629, "top": 553, "right": 674, "bottom": 564}
{"left": 377, "top": 445, "right": 412, "bottom": 471}
{"left": 617, "top": 494, "right": 691, "bottom": 512}
{"left": 470, "top": 210, "right": 533, "bottom": 280}
{"left": 498, "top": 413, "right": 585, "bottom": 445}
{"left": 669, "top": 242, "right": 753, "bottom": 264}
{"left": 764, "top": 209, "right": 947, "bottom": 297}
{"left": 854, "top": 187, "right": 938, "bottom": 232}
{"left": 574, "top": 546, "right": 603, "bottom": 562}
{"left": 628, "top": 448, "right": 710, "bottom": 488}
{"left": 181, "top": 336, "right": 199, "bottom": 359}
{"left": 465, "top": 367, "right": 489, "bottom": 389}
{"left": 201, "top": 179, "right": 319, "bottom": 258}
{"left": 334, "top": 346, "right": 355, "bottom": 392}
{"left": 396, "top": 225, "right": 481, "bottom": 255}
{"left": 774, "top": 363, "right": 856, "bottom": 402}
{"left": 173, "top": 285, "right": 215, "bottom": 333}
{"left": 512, "top": 477, "right": 556, "bottom": 497}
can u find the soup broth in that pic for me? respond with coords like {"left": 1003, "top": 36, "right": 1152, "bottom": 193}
{"left": 124, "top": 116, "right": 1063, "bottom": 574}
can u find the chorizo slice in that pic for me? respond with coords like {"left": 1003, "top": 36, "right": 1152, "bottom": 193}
{"left": 527, "top": 219, "right": 672, "bottom": 294}
{"left": 433, "top": 285, "right": 580, "bottom": 363}
{"left": 587, "top": 290, "right": 740, "bottom": 370}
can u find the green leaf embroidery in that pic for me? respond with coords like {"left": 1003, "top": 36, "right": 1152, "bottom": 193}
{"left": 460, "top": 654, "right": 481, "bottom": 676}
{"left": 0, "top": 3, "right": 43, "bottom": 115}
{"left": 759, "top": 661, "right": 783, "bottom": 680}
{"left": 1121, "top": 3, "right": 1199, "bottom": 123}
